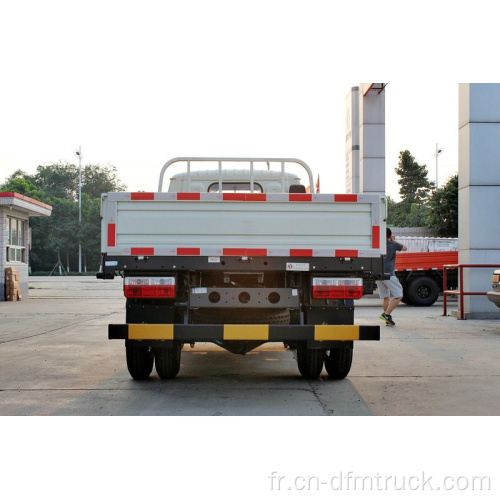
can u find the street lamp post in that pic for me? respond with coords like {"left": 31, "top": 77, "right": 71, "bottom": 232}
{"left": 434, "top": 143, "right": 444, "bottom": 189}
{"left": 74, "top": 147, "right": 82, "bottom": 273}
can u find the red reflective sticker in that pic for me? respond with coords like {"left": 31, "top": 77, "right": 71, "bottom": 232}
{"left": 131, "top": 247, "right": 155, "bottom": 256}
{"left": 177, "top": 193, "right": 201, "bottom": 200}
{"left": 177, "top": 248, "right": 201, "bottom": 256}
{"left": 290, "top": 249, "right": 313, "bottom": 257}
{"left": 131, "top": 192, "right": 155, "bottom": 200}
{"left": 107, "top": 223, "right": 116, "bottom": 247}
{"left": 334, "top": 194, "right": 358, "bottom": 202}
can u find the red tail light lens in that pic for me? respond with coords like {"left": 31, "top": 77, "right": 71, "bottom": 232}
{"left": 124, "top": 277, "right": 176, "bottom": 298}
{"left": 312, "top": 277, "right": 363, "bottom": 299}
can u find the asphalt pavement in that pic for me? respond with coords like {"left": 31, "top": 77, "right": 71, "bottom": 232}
{"left": 0, "top": 276, "right": 499, "bottom": 415}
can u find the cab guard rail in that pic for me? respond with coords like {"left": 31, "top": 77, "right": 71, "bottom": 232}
{"left": 157, "top": 157, "right": 315, "bottom": 193}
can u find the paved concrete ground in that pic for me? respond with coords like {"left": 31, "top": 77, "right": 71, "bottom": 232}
{"left": 0, "top": 276, "right": 499, "bottom": 415}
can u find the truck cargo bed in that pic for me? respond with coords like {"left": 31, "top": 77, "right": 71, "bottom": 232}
{"left": 101, "top": 192, "right": 386, "bottom": 261}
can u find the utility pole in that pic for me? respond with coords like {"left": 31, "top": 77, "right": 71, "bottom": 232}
{"left": 434, "top": 143, "right": 444, "bottom": 189}
{"left": 74, "top": 146, "right": 82, "bottom": 273}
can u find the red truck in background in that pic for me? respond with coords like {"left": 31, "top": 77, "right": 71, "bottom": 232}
{"left": 395, "top": 250, "right": 458, "bottom": 306}
{"left": 366, "top": 237, "right": 458, "bottom": 307}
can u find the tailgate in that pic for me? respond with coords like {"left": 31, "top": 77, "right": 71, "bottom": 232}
{"left": 101, "top": 192, "right": 386, "bottom": 258}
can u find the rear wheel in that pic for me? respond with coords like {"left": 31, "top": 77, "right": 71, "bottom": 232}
{"left": 400, "top": 288, "right": 413, "bottom": 305}
{"left": 296, "top": 343, "right": 324, "bottom": 379}
{"left": 155, "top": 343, "right": 182, "bottom": 379}
{"left": 406, "top": 277, "right": 440, "bottom": 306}
{"left": 126, "top": 345, "right": 154, "bottom": 380}
{"left": 324, "top": 345, "right": 353, "bottom": 380}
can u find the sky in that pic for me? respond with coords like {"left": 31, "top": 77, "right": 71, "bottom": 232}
{"left": 3, "top": 0, "right": 495, "bottom": 202}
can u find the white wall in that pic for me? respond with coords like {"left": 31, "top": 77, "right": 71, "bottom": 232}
{"left": 0, "top": 207, "right": 30, "bottom": 302}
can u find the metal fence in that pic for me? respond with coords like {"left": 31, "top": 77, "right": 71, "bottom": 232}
{"left": 443, "top": 264, "right": 500, "bottom": 320}
{"left": 391, "top": 227, "right": 435, "bottom": 237}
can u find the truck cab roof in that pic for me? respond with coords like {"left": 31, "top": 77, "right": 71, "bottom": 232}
{"left": 168, "top": 169, "right": 303, "bottom": 194}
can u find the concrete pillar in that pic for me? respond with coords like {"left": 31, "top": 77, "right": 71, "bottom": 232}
{"left": 345, "top": 86, "right": 360, "bottom": 194}
{"left": 359, "top": 83, "right": 385, "bottom": 194}
{"left": 458, "top": 83, "right": 500, "bottom": 318}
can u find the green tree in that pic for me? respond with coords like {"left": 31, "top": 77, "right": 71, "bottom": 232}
{"left": 28, "top": 162, "right": 125, "bottom": 200}
{"left": 82, "top": 164, "right": 126, "bottom": 199}
{"left": 33, "top": 163, "right": 79, "bottom": 200}
{"left": 79, "top": 194, "right": 102, "bottom": 270}
{"left": 396, "top": 150, "right": 434, "bottom": 206}
{"left": 1, "top": 172, "right": 47, "bottom": 201}
{"left": 407, "top": 202, "right": 431, "bottom": 227}
{"left": 45, "top": 197, "right": 80, "bottom": 267}
{"left": 29, "top": 216, "right": 52, "bottom": 269}
{"left": 386, "top": 196, "right": 406, "bottom": 226}
{"left": 2, "top": 163, "right": 126, "bottom": 272}
{"left": 388, "top": 150, "right": 434, "bottom": 227}
{"left": 427, "top": 175, "right": 458, "bottom": 237}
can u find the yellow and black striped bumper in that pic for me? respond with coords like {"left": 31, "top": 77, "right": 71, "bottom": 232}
{"left": 109, "top": 324, "right": 380, "bottom": 342}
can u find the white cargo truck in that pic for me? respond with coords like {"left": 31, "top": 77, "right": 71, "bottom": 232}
{"left": 98, "top": 158, "right": 387, "bottom": 380}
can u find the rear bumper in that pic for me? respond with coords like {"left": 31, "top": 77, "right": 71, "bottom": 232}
{"left": 109, "top": 323, "right": 380, "bottom": 343}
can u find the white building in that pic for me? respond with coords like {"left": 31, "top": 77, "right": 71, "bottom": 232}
{"left": 0, "top": 192, "right": 52, "bottom": 301}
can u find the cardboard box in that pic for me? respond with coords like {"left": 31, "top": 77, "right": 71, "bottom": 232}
{"left": 5, "top": 272, "right": 19, "bottom": 281}
{"left": 4, "top": 267, "right": 22, "bottom": 301}
{"left": 6, "top": 290, "right": 22, "bottom": 301}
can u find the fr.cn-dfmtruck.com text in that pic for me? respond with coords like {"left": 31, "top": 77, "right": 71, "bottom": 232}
{"left": 268, "top": 471, "right": 492, "bottom": 492}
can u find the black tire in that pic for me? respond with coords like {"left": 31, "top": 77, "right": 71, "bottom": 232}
{"left": 296, "top": 343, "right": 324, "bottom": 379}
{"left": 191, "top": 308, "right": 290, "bottom": 325}
{"left": 406, "top": 277, "right": 440, "bottom": 306}
{"left": 155, "top": 343, "right": 182, "bottom": 379}
{"left": 126, "top": 345, "right": 154, "bottom": 380}
{"left": 324, "top": 345, "right": 353, "bottom": 380}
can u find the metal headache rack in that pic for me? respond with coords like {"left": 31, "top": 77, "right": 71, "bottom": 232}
{"left": 158, "top": 157, "right": 315, "bottom": 193}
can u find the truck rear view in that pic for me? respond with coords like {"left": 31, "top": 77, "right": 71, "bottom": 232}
{"left": 98, "top": 158, "right": 387, "bottom": 380}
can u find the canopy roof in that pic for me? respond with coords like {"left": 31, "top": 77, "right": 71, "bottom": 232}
{"left": 0, "top": 192, "right": 52, "bottom": 217}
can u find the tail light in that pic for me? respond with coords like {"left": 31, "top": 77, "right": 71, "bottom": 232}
{"left": 312, "top": 277, "right": 363, "bottom": 299}
{"left": 124, "top": 277, "right": 176, "bottom": 298}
